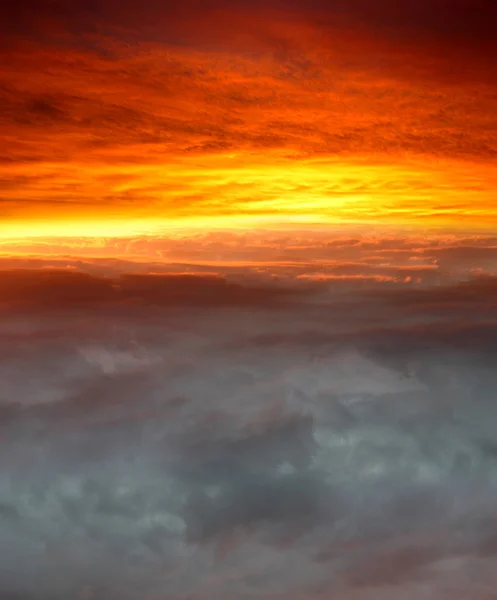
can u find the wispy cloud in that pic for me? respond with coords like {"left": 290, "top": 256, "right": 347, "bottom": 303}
{"left": 1, "top": 0, "right": 496, "bottom": 228}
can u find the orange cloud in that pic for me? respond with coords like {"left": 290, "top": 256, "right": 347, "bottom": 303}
{"left": 1, "top": 0, "right": 496, "bottom": 237}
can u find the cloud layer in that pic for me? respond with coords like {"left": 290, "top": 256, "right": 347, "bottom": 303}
{"left": 2, "top": 246, "right": 497, "bottom": 598}
{"left": 1, "top": 0, "right": 496, "bottom": 228}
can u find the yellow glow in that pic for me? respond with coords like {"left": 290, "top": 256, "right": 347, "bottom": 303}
{"left": 2, "top": 155, "right": 496, "bottom": 240}
{"left": 0, "top": 219, "right": 170, "bottom": 240}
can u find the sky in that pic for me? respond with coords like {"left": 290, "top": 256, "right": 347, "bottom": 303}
{"left": 1, "top": 0, "right": 497, "bottom": 235}
{"left": 1, "top": 1, "right": 497, "bottom": 599}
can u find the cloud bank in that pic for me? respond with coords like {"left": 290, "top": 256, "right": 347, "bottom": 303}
{"left": 1, "top": 249, "right": 497, "bottom": 598}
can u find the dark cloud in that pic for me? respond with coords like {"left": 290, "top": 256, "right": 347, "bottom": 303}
{"left": 7, "top": 0, "right": 496, "bottom": 50}
{"left": 3, "top": 0, "right": 496, "bottom": 85}
{"left": 174, "top": 411, "right": 316, "bottom": 485}
{"left": 378, "top": 276, "right": 497, "bottom": 324}
{"left": 0, "top": 268, "right": 310, "bottom": 311}
{"left": 117, "top": 272, "right": 301, "bottom": 308}
{"left": 3, "top": 0, "right": 497, "bottom": 64}
{"left": 0, "top": 268, "right": 117, "bottom": 306}
{"left": 2, "top": 271, "right": 497, "bottom": 598}
{"left": 25, "top": 94, "right": 69, "bottom": 121}
{"left": 314, "top": 0, "right": 497, "bottom": 47}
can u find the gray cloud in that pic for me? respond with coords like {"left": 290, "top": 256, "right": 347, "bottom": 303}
{"left": 1, "top": 266, "right": 497, "bottom": 598}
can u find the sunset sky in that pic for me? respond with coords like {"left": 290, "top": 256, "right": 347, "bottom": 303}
{"left": 1, "top": 0, "right": 496, "bottom": 241}
{"left": 2, "top": 2, "right": 497, "bottom": 600}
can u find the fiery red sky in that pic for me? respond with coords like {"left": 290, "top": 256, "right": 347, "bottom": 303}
{"left": 1, "top": 0, "right": 496, "bottom": 241}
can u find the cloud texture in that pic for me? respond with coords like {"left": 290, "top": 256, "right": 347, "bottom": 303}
{"left": 1, "top": 0, "right": 496, "bottom": 228}
{"left": 2, "top": 244, "right": 497, "bottom": 598}
{"left": 2, "top": 0, "right": 497, "bottom": 596}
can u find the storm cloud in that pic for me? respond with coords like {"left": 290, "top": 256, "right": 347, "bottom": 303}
{"left": 1, "top": 255, "right": 497, "bottom": 598}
